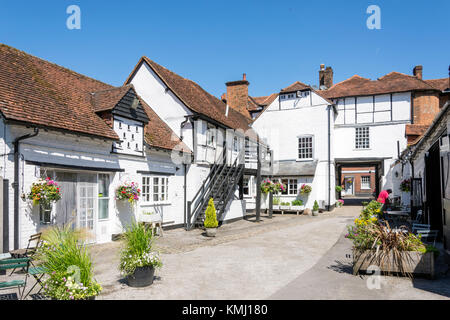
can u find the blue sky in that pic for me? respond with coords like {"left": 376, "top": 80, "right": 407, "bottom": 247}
{"left": 0, "top": 0, "right": 448, "bottom": 98}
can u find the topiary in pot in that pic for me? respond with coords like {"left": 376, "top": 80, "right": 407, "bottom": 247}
{"left": 312, "top": 200, "right": 319, "bottom": 216}
{"left": 204, "top": 198, "right": 219, "bottom": 237}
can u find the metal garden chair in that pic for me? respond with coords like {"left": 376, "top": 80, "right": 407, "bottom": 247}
{"left": 9, "top": 233, "right": 42, "bottom": 274}
{"left": 0, "top": 257, "right": 30, "bottom": 299}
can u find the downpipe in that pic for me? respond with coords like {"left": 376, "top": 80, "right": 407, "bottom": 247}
{"left": 13, "top": 127, "right": 39, "bottom": 249}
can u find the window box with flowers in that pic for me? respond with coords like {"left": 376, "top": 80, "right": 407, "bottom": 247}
{"left": 115, "top": 182, "right": 141, "bottom": 206}
{"left": 27, "top": 177, "right": 62, "bottom": 225}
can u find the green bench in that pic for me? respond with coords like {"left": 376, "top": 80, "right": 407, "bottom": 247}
{"left": 0, "top": 258, "right": 30, "bottom": 299}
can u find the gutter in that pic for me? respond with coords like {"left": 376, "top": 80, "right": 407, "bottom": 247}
{"left": 13, "top": 127, "right": 39, "bottom": 249}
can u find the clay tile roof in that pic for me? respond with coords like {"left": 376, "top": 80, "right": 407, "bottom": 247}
{"left": 321, "top": 72, "right": 437, "bottom": 99}
{"left": 251, "top": 93, "right": 279, "bottom": 107}
{"left": 91, "top": 85, "right": 133, "bottom": 113}
{"left": 139, "top": 97, "right": 191, "bottom": 153}
{"left": 425, "top": 78, "right": 449, "bottom": 92}
{"left": 131, "top": 57, "right": 252, "bottom": 132}
{"left": 405, "top": 124, "right": 430, "bottom": 136}
{"left": 0, "top": 43, "right": 119, "bottom": 140}
{"left": 280, "top": 81, "right": 311, "bottom": 93}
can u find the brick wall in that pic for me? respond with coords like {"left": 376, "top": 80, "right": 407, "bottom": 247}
{"left": 226, "top": 76, "right": 249, "bottom": 118}
{"left": 340, "top": 167, "right": 376, "bottom": 196}
{"left": 412, "top": 91, "right": 440, "bottom": 125}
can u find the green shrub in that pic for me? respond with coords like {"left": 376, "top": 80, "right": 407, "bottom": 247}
{"left": 313, "top": 200, "right": 319, "bottom": 211}
{"left": 273, "top": 197, "right": 280, "bottom": 205}
{"left": 204, "top": 198, "right": 218, "bottom": 228}
{"left": 34, "top": 224, "right": 102, "bottom": 300}
{"left": 280, "top": 202, "right": 290, "bottom": 206}
{"left": 335, "top": 186, "right": 343, "bottom": 192}
{"left": 291, "top": 200, "right": 303, "bottom": 206}
{"left": 119, "top": 220, "right": 162, "bottom": 276}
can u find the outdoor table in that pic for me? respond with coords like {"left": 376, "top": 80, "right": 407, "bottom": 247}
{"left": 0, "top": 253, "right": 12, "bottom": 260}
{"left": 385, "top": 210, "right": 410, "bottom": 217}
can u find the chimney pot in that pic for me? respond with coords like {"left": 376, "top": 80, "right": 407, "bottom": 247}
{"left": 320, "top": 64, "right": 325, "bottom": 71}
{"left": 243, "top": 73, "right": 246, "bottom": 81}
{"left": 413, "top": 65, "right": 423, "bottom": 80}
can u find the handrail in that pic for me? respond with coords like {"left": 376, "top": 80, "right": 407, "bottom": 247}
{"left": 187, "top": 145, "right": 227, "bottom": 229}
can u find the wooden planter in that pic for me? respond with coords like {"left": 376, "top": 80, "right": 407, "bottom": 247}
{"left": 353, "top": 250, "right": 435, "bottom": 278}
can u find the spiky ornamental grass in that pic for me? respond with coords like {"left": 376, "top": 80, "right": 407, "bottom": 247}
{"left": 34, "top": 224, "right": 101, "bottom": 299}
{"left": 204, "top": 198, "right": 218, "bottom": 229}
{"left": 119, "top": 220, "right": 162, "bottom": 276}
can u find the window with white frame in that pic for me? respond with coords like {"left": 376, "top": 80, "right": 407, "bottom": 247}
{"left": 361, "top": 176, "right": 371, "bottom": 189}
{"left": 355, "top": 127, "right": 370, "bottom": 149}
{"left": 206, "top": 125, "right": 215, "bottom": 147}
{"left": 142, "top": 175, "right": 170, "bottom": 203}
{"left": 280, "top": 178, "right": 298, "bottom": 195}
{"left": 298, "top": 136, "right": 313, "bottom": 159}
{"left": 233, "top": 136, "right": 239, "bottom": 152}
{"left": 98, "top": 174, "right": 110, "bottom": 220}
{"left": 243, "top": 177, "right": 250, "bottom": 196}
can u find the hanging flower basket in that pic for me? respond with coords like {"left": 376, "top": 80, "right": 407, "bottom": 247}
{"left": 300, "top": 184, "right": 312, "bottom": 195}
{"left": 27, "top": 177, "right": 61, "bottom": 206}
{"left": 115, "top": 182, "right": 141, "bottom": 205}
{"left": 260, "top": 179, "right": 285, "bottom": 194}
{"left": 400, "top": 178, "right": 411, "bottom": 192}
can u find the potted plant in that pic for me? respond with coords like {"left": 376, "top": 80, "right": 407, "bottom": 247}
{"left": 119, "top": 221, "right": 162, "bottom": 287}
{"left": 27, "top": 177, "right": 62, "bottom": 224}
{"left": 34, "top": 225, "right": 102, "bottom": 300}
{"left": 335, "top": 185, "right": 343, "bottom": 193}
{"left": 272, "top": 196, "right": 280, "bottom": 210}
{"left": 115, "top": 181, "right": 141, "bottom": 206}
{"left": 291, "top": 199, "right": 304, "bottom": 211}
{"left": 312, "top": 200, "right": 319, "bottom": 216}
{"left": 280, "top": 202, "right": 291, "bottom": 211}
{"left": 204, "top": 198, "right": 219, "bottom": 237}
{"left": 336, "top": 199, "right": 344, "bottom": 208}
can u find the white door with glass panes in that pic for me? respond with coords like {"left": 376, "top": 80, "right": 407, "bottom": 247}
{"left": 77, "top": 173, "right": 97, "bottom": 243}
{"left": 97, "top": 174, "right": 111, "bottom": 243}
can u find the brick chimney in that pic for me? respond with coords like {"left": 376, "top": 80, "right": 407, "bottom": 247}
{"left": 413, "top": 65, "right": 423, "bottom": 80}
{"left": 225, "top": 73, "right": 249, "bottom": 117}
{"left": 319, "top": 64, "right": 333, "bottom": 89}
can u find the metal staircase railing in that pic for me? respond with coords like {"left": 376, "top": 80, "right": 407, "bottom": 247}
{"left": 186, "top": 147, "right": 245, "bottom": 230}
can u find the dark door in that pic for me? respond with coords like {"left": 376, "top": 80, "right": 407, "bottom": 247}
{"left": 424, "top": 141, "right": 443, "bottom": 237}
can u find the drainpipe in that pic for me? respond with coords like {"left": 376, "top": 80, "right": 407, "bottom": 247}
{"left": 183, "top": 163, "right": 187, "bottom": 230}
{"left": 13, "top": 127, "right": 39, "bottom": 249}
{"left": 327, "top": 106, "right": 331, "bottom": 211}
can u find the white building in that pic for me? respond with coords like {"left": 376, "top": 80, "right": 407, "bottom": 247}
{"left": 251, "top": 81, "right": 336, "bottom": 210}
{"left": 0, "top": 45, "right": 266, "bottom": 250}
{"left": 0, "top": 45, "right": 191, "bottom": 250}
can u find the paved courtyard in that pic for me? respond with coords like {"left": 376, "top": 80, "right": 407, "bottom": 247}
{"left": 2, "top": 205, "right": 449, "bottom": 300}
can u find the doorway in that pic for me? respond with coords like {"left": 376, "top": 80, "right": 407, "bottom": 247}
{"left": 424, "top": 141, "right": 443, "bottom": 237}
